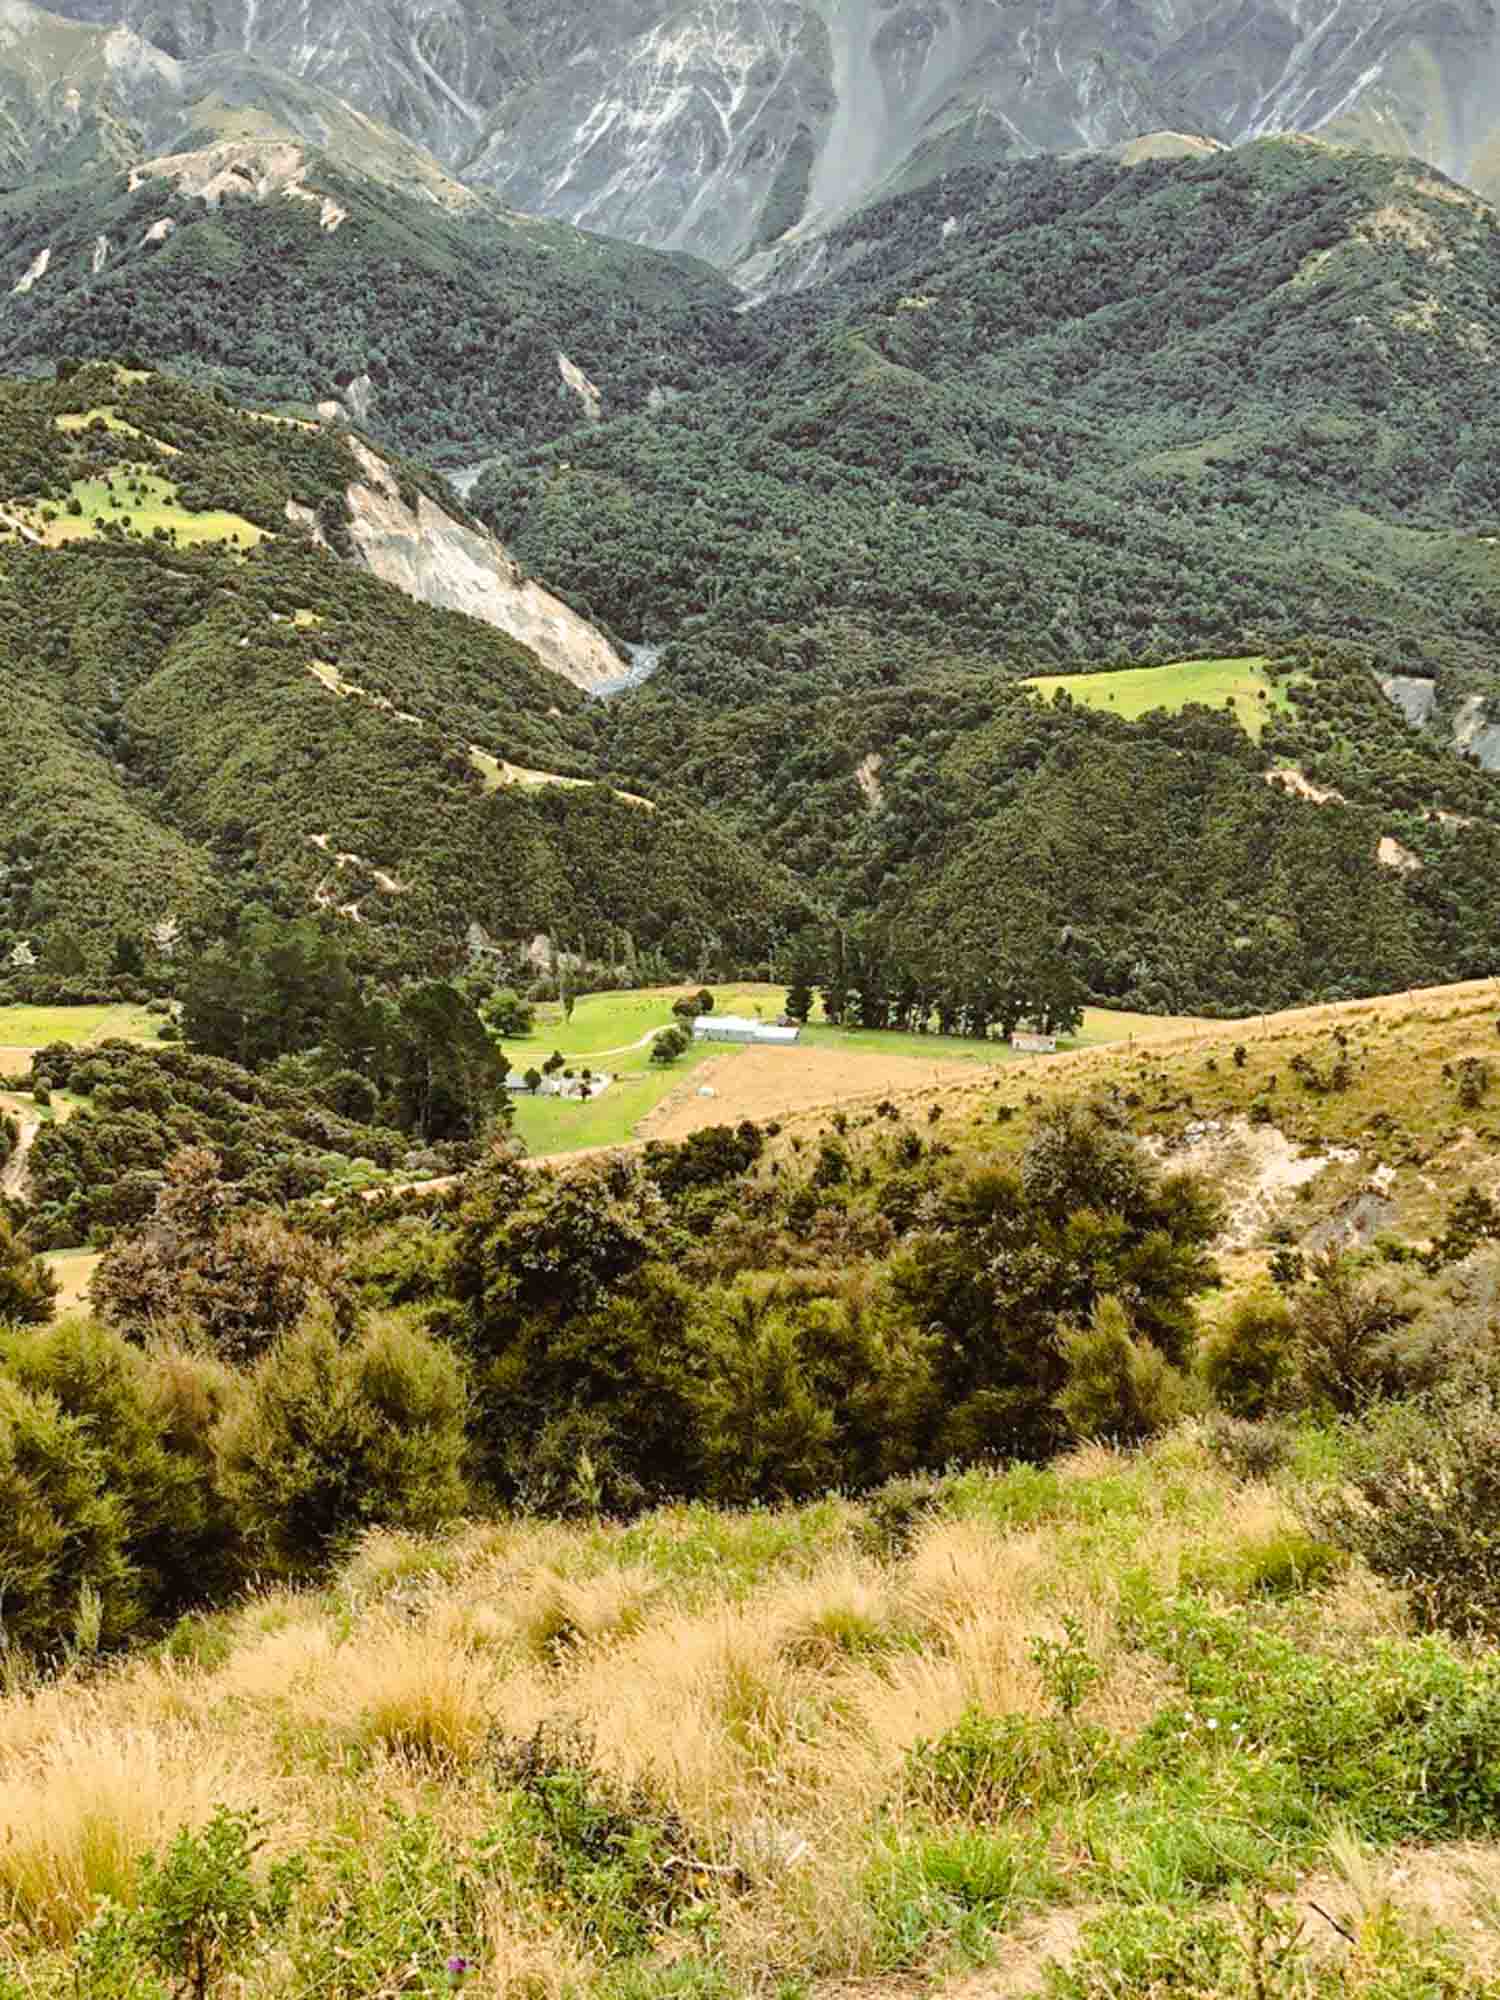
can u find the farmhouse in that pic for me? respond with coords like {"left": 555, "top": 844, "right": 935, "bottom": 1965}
{"left": 692, "top": 1014, "right": 801, "bottom": 1046}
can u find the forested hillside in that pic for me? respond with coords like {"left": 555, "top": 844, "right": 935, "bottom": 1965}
{"left": 484, "top": 141, "right": 1500, "bottom": 701}
{"left": 0, "top": 365, "right": 807, "bottom": 977}
{"left": 0, "top": 142, "right": 748, "bottom": 464}
{"left": 609, "top": 644, "right": 1500, "bottom": 1016}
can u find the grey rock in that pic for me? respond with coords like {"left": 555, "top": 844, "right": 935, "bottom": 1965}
{"left": 23, "top": 0, "right": 1500, "bottom": 268}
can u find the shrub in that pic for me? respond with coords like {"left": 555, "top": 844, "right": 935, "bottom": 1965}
{"left": 1290, "top": 1250, "right": 1417, "bottom": 1414}
{"left": 1300, "top": 1394, "right": 1500, "bottom": 1637}
{"left": 0, "top": 1320, "right": 240, "bottom": 1615}
{"left": 92, "top": 1151, "right": 351, "bottom": 1361}
{"left": 486, "top": 1723, "right": 695, "bottom": 1957}
{"left": 0, "top": 1213, "right": 59, "bottom": 1326}
{"left": 1202, "top": 1414, "right": 1298, "bottom": 1482}
{"left": 1056, "top": 1298, "right": 1192, "bottom": 1445}
{"left": 214, "top": 1312, "right": 470, "bottom": 1575}
{"left": 906, "top": 1706, "right": 1117, "bottom": 1817}
{"left": 0, "top": 1374, "right": 137, "bottom": 1656}
{"left": 1198, "top": 1287, "right": 1295, "bottom": 1417}
{"left": 77, "top": 1805, "right": 302, "bottom": 2000}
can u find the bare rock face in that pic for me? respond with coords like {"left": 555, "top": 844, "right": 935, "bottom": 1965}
{"left": 29, "top": 0, "right": 1500, "bottom": 266}
{"left": 340, "top": 441, "right": 627, "bottom": 694}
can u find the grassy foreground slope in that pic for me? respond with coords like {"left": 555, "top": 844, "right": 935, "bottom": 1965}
{"left": 4, "top": 1440, "right": 1500, "bottom": 1998}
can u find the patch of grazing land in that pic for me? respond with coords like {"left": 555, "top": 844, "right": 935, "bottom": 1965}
{"left": 1025, "top": 656, "right": 1290, "bottom": 739}
{"left": 1, "top": 465, "right": 264, "bottom": 549}
{"left": 0, "top": 1003, "right": 163, "bottom": 1051}
{"left": 507, "top": 987, "right": 1196, "bottom": 1157}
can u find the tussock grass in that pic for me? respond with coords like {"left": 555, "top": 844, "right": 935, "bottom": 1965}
{"left": 2, "top": 1435, "right": 1497, "bottom": 1995}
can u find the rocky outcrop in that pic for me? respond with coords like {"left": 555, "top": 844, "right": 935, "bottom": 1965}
{"left": 1381, "top": 674, "right": 1439, "bottom": 729}
{"left": 32, "top": 0, "right": 1500, "bottom": 266}
{"left": 339, "top": 441, "right": 627, "bottom": 694}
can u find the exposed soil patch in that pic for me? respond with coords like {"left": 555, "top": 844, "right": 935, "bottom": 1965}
{"left": 640, "top": 1044, "right": 988, "bottom": 1141}
{"left": 1148, "top": 1115, "right": 1359, "bottom": 1250}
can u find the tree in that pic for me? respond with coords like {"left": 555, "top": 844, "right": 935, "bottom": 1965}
{"left": 481, "top": 989, "right": 535, "bottom": 1039}
{"left": 651, "top": 1027, "right": 690, "bottom": 1065}
{"left": 0, "top": 1213, "right": 59, "bottom": 1326}
{"left": 393, "top": 981, "right": 509, "bottom": 1143}
{"left": 110, "top": 933, "right": 145, "bottom": 979}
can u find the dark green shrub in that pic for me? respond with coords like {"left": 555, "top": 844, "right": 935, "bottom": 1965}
{"left": 0, "top": 1374, "right": 136, "bottom": 1656}
{"left": 1198, "top": 1288, "right": 1295, "bottom": 1418}
{"left": 214, "top": 1312, "right": 470, "bottom": 1575}
{"left": 0, "top": 1213, "right": 59, "bottom": 1326}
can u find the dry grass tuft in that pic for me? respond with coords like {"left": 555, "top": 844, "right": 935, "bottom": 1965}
{"left": 0, "top": 1719, "right": 257, "bottom": 1942}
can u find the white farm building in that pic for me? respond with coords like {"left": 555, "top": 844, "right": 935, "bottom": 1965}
{"left": 692, "top": 1014, "right": 801, "bottom": 1046}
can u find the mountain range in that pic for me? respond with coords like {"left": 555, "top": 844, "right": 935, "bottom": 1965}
{"left": 5, "top": 0, "right": 1500, "bottom": 272}
{"left": 2, "top": 2, "right": 1500, "bottom": 1011}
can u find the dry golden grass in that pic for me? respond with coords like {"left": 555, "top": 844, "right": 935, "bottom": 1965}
{"left": 0, "top": 1434, "right": 1483, "bottom": 1995}
{"left": 0, "top": 1717, "right": 262, "bottom": 1942}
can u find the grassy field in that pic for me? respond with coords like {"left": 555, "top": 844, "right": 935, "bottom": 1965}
{"left": 1025, "top": 656, "right": 1289, "bottom": 739}
{"left": 4, "top": 1433, "right": 1499, "bottom": 1998}
{"left": 507, "top": 988, "right": 1195, "bottom": 1157}
{"left": 800, "top": 1004, "right": 1187, "bottom": 1066}
{"left": 0, "top": 1003, "right": 163, "bottom": 1050}
{"left": 4, "top": 465, "right": 265, "bottom": 549}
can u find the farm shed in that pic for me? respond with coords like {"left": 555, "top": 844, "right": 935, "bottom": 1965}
{"left": 691, "top": 1015, "right": 801, "bottom": 1046}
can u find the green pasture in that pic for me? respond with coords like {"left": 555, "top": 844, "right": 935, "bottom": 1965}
{"left": 0, "top": 1003, "right": 164, "bottom": 1049}
{"left": 509, "top": 1042, "right": 724, "bottom": 1155}
{"left": 516, "top": 984, "right": 784, "bottom": 1060}
{"left": 1024, "top": 656, "right": 1290, "bottom": 739}
{"left": 12, "top": 464, "right": 265, "bottom": 549}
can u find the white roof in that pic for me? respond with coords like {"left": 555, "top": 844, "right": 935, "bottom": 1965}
{"left": 693, "top": 1014, "right": 800, "bottom": 1042}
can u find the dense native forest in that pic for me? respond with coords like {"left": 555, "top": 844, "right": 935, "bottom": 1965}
{"left": 0, "top": 159, "right": 748, "bottom": 463}
{"left": 481, "top": 142, "right": 1500, "bottom": 701}
{"left": 0, "top": 365, "right": 808, "bottom": 981}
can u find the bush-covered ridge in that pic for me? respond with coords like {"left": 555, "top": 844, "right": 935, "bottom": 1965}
{"left": 0, "top": 365, "right": 809, "bottom": 978}
{"left": 485, "top": 141, "right": 1500, "bottom": 701}
{"left": 0, "top": 153, "right": 749, "bottom": 464}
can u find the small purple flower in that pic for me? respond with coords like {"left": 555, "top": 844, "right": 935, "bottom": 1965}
{"left": 446, "top": 1957, "right": 473, "bottom": 1985}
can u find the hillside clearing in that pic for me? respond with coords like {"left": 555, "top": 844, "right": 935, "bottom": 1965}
{"left": 0, "top": 1003, "right": 163, "bottom": 1052}
{"left": 1024, "top": 658, "right": 1289, "bottom": 739}
{"left": 0, "top": 465, "right": 265, "bottom": 548}
{"left": 468, "top": 747, "right": 654, "bottom": 811}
